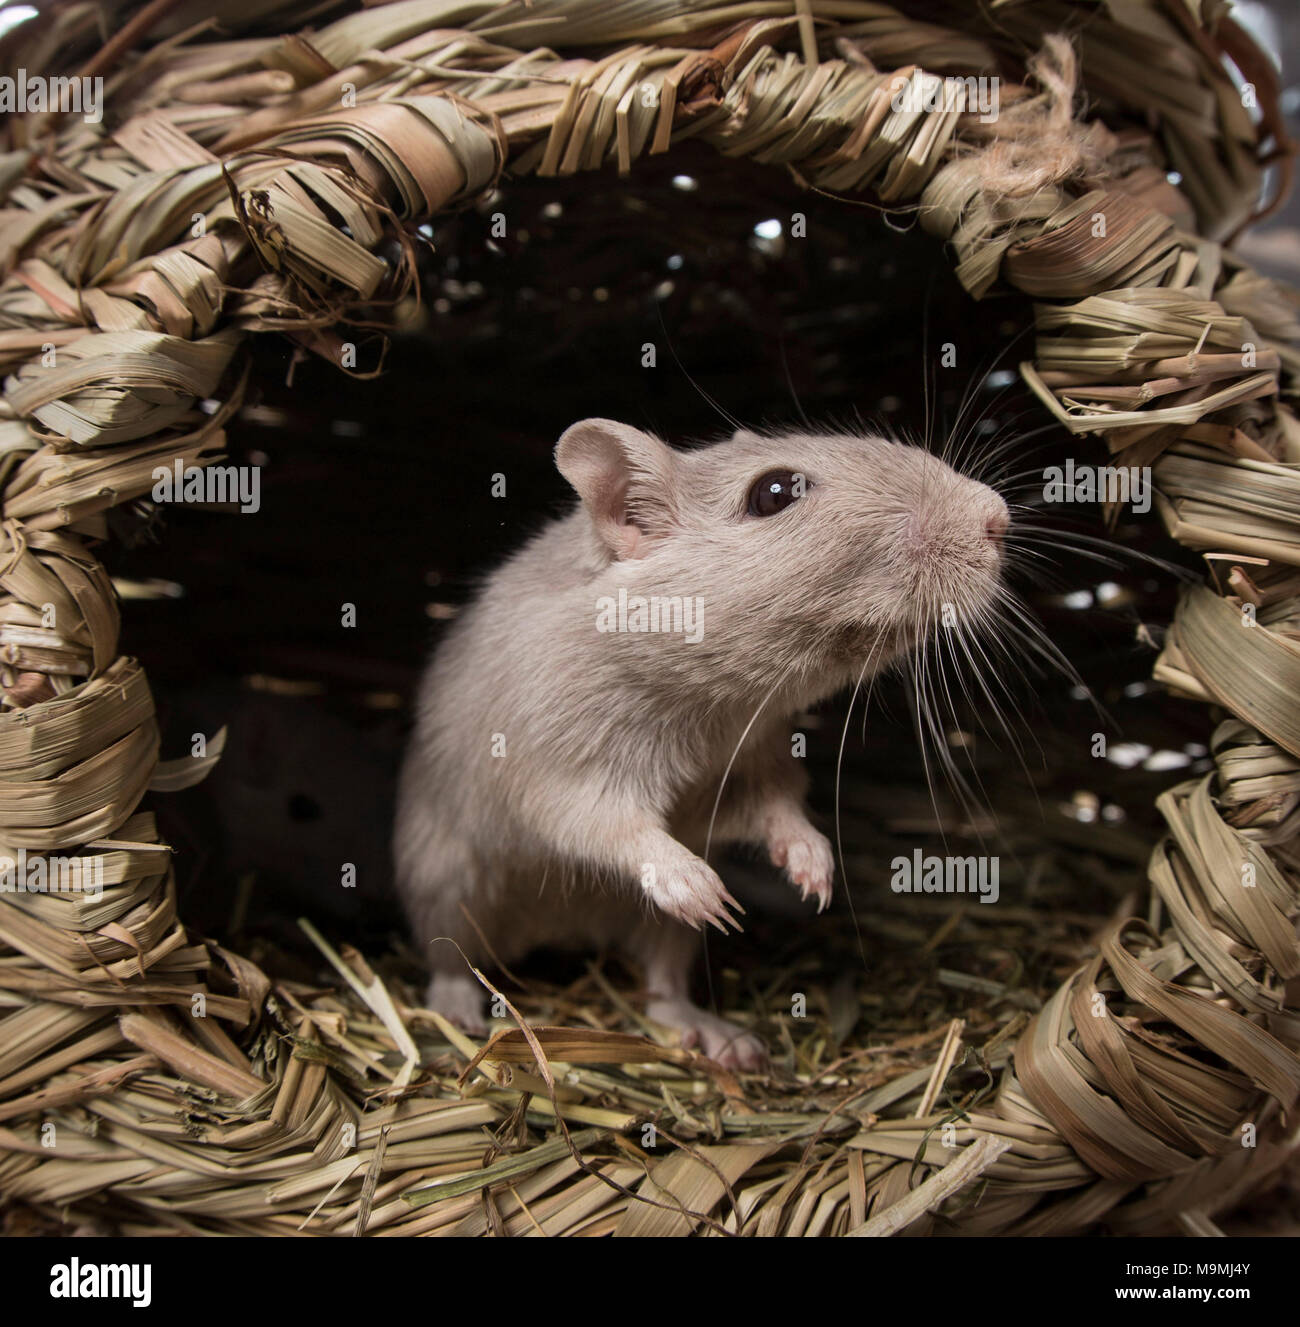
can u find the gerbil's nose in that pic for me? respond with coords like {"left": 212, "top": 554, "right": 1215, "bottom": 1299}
{"left": 985, "top": 509, "right": 1009, "bottom": 544}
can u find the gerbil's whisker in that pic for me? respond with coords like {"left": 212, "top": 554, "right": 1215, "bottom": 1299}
{"left": 778, "top": 331, "right": 813, "bottom": 430}
{"left": 958, "top": 605, "right": 1049, "bottom": 802}
{"left": 655, "top": 301, "right": 745, "bottom": 435}
{"left": 942, "top": 352, "right": 1026, "bottom": 477}
{"left": 835, "top": 630, "right": 891, "bottom": 970}
{"left": 704, "top": 666, "right": 795, "bottom": 867}
{"left": 1009, "top": 525, "right": 1194, "bottom": 581}
{"left": 948, "top": 610, "right": 1030, "bottom": 764}
{"left": 981, "top": 581, "right": 1111, "bottom": 727}
{"left": 970, "top": 420, "right": 1067, "bottom": 486}
{"left": 905, "top": 611, "right": 975, "bottom": 852}
{"left": 927, "top": 636, "right": 991, "bottom": 834}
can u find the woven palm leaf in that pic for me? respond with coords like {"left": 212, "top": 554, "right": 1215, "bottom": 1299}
{"left": 0, "top": 0, "right": 1298, "bottom": 1237}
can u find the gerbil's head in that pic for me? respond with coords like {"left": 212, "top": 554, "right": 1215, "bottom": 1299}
{"left": 556, "top": 418, "right": 1010, "bottom": 694}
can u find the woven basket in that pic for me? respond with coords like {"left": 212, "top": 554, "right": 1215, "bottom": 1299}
{"left": 1, "top": 0, "right": 1298, "bottom": 1237}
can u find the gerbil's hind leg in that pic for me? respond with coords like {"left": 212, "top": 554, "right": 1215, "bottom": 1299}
{"left": 426, "top": 969, "right": 488, "bottom": 1036}
{"left": 395, "top": 816, "right": 492, "bottom": 1035}
{"left": 409, "top": 901, "right": 491, "bottom": 1037}
{"left": 629, "top": 921, "right": 766, "bottom": 1072}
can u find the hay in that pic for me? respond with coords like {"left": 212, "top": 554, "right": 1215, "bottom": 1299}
{"left": 1, "top": 0, "right": 1299, "bottom": 1236}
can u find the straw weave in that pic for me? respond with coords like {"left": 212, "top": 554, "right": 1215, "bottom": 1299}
{"left": 1, "top": 0, "right": 1298, "bottom": 1235}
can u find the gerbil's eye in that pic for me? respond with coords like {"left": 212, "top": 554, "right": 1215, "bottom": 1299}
{"left": 747, "top": 470, "right": 805, "bottom": 518}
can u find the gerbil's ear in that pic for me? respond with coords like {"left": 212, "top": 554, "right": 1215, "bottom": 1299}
{"left": 555, "top": 419, "right": 679, "bottom": 560}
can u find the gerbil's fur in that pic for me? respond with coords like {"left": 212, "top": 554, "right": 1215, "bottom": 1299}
{"left": 395, "top": 420, "right": 1008, "bottom": 1068}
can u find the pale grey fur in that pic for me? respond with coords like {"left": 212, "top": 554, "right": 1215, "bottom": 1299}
{"left": 394, "top": 419, "right": 1008, "bottom": 1067}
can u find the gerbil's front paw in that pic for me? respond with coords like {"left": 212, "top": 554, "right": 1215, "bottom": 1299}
{"left": 768, "top": 825, "right": 834, "bottom": 912}
{"left": 642, "top": 854, "right": 743, "bottom": 934}
{"left": 647, "top": 997, "right": 767, "bottom": 1072}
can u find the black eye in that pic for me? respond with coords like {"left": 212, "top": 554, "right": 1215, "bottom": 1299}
{"left": 747, "top": 470, "right": 805, "bottom": 518}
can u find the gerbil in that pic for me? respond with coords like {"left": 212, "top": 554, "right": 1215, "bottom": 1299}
{"left": 395, "top": 419, "right": 1009, "bottom": 1068}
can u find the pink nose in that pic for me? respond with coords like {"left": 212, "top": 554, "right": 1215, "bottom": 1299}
{"left": 985, "top": 509, "right": 1009, "bottom": 543}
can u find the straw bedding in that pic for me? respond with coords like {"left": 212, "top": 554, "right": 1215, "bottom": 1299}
{"left": 1, "top": 0, "right": 1299, "bottom": 1236}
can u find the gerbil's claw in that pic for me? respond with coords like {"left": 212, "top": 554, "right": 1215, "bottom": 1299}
{"left": 711, "top": 904, "right": 743, "bottom": 934}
